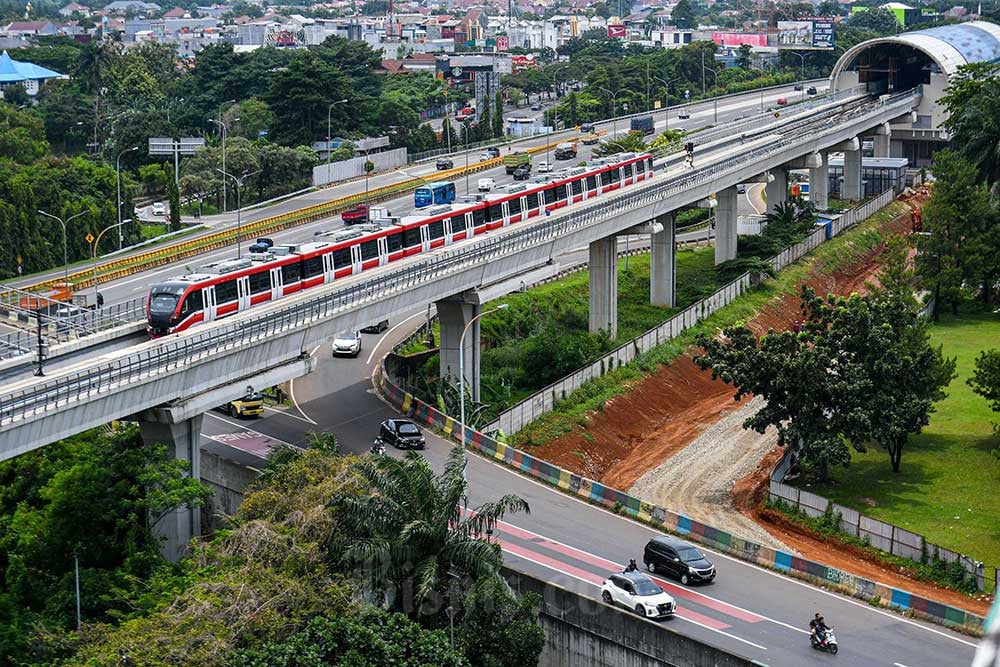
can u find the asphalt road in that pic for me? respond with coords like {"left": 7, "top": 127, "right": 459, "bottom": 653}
{"left": 8, "top": 81, "right": 818, "bottom": 294}
{"left": 199, "top": 298, "right": 977, "bottom": 667}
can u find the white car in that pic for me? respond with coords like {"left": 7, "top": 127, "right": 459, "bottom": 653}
{"left": 332, "top": 331, "right": 362, "bottom": 357}
{"left": 677, "top": 109, "right": 691, "bottom": 120}
{"left": 151, "top": 202, "right": 166, "bottom": 216}
{"left": 478, "top": 177, "right": 495, "bottom": 192}
{"left": 601, "top": 571, "right": 676, "bottom": 619}
{"left": 537, "top": 161, "right": 554, "bottom": 173}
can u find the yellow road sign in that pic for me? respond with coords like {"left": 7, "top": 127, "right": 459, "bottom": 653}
{"left": 85, "top": 233, "right": 95, "bottom": 244}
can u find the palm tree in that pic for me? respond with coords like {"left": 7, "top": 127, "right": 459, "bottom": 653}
{"left": 331, "top": 446, "right": 529, "bottom": 616}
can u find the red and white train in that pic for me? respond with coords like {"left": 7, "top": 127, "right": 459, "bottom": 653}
{"left": 146, "top": 152, "right": 655, "bottom": 336}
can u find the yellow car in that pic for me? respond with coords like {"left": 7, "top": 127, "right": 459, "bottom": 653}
{"left": 219, "top": 392, "right": 264, "bottom": 418}
{"left": 581, "top": 133, "right": 600, "bottom": 145}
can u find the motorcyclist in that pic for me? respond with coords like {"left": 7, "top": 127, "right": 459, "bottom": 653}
{"left": 370, "top": 438, "right": 385, "bottom": 455}
{"left": 623, "top": 559, "right": 639, "bottom": 573}
{"left": 809, "top": 613, "right": 830, "bottom": 646}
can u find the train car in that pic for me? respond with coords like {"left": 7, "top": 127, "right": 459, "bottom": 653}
{"left": 147, "top": 152, "right": 655, "bottom": 336}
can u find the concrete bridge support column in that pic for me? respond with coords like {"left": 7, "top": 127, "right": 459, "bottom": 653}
{"left": 873, "top": 123, "right": 891, "bottom": 158}
{"left": 810, "top": 153, "right": 829, "bottom": 211}
{"left": 842, "top": 139, "right": 863, "bottom": 201}
{"left": 589, "top": 236, "right": 618, "bottom": 337}
{"left": 437, "top": 293, "right": 482, "bottom": 404}
{"left": 650, "top": 213, "right": 675, "bottom": 308}
{"left": 765, "top": 168, "right": 788, "bottom": 215}
{"left": 714, "top": 186, "right": 738, "bottom": 265}
{"left": 138, "top": 413, "right": 203, "bottom": 562}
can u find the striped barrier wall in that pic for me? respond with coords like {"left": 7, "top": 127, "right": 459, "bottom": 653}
{"left": 374, "top": 368, "right": 985, "bottom": 635}
{"left": 17, "top": 141, "right": 563, "bottom": 295}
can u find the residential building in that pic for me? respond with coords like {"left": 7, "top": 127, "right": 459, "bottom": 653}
{"left": 0, "top": 50, "right": 64, "bottom": 97}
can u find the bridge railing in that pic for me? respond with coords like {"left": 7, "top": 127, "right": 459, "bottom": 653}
{"left": 0, "top": 91, "right": 921, "bottom": 426}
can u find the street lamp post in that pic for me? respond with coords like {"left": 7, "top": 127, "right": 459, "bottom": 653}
{"left": 597, "top": 86, "right": 620, "bottom": 139}
{"left": 326, "top": 98, "right": 349, "bottom": 175}
{"left": 37, "top": 209, "right": 87, "bottom": 289}
{"left": 652, "top": 75, "right": 681, "bottom": 132}
{"left": 789, "top": 52, "right": 809, "bottom": 94}
{"left": 213, "top": 100, "right": 235, "bottom": 210}
{"left": 458, "top": 303, "right": 509, "bottom": 436}
{"left": 116, "top": 146, "right": 138, "bottom": 251}
{"left": 89, "top": 218, "right": 130, "bottom": 305}
{"left": 702, "top": 65, "right": 720, "bottom": 123}
{"left": 217, "top": 169, "right": 262, "bottom": 259}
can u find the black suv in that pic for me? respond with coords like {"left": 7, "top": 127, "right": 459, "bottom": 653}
{"left": 484, "top": 146, "right": 501, "bottom": 158}
{"left": 512, "top": 166, "right": 531, "bottom": 181}
{"left": 807, "top": 86, "right": 818, "bottom": 96}
{"left": 643, "top": 536, "right": 716, "bottom": 585}
{"left": 436, "top": 158, "right": 454, "bottom": 170}
{"left": 379, "top": 419, "right": 426, "bottom": 449}
{"left": 793, "top": 83, "right": 803, "bottom": 91}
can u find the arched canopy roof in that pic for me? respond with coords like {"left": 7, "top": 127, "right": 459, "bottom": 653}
{"left": 830, "top": 20, "right": 1000, "bottom": 82}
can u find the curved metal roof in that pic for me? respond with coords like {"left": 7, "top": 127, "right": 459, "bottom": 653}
{"left": 831, "top": 20, "right": 1000, "bottom": 81}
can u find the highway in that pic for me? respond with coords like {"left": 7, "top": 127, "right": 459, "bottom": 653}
{"left": 7, "top": 80, "right": 818, "bottom": 295}
{"left": 199, "top": 300, "right": 977, "bottom": 667}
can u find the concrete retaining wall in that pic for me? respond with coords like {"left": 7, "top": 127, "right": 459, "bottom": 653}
{"left": 312, "top": 148, "right": 408, "bottom": 186}
{"left": 503, "top": 567, "right": 758, "bottom": 667}
{"left": 199, "top": 449, "right": 260, "bottom": 530}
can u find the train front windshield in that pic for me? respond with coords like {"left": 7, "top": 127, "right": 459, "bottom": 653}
{"left": 149, "top": 294, "right": 179, "bottom": 313}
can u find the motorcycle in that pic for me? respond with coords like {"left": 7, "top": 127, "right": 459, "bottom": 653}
{"left": 810, "top": 628, "right": 838, "bottom": 655}
{"left": 370, "top": 437, "right": 386, "bottom": 456}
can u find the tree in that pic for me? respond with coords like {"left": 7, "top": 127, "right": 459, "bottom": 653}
{"left": 671, "top": 0, "right": 697, "bottom": 29}
{"left": 330, "top": 446, "right": 529, "bottom": 617}
{"left": 165, "top": 163, "right": 181, "bottom": 231}
{"left": 735, "top": 44, "right": 753, "bottom": 70}
{"left": 847, "top": 6, "right": 899, "bottom": 34}
{"left": 493, "top": 91, "right": 504, "bottom": 139}
{"left": 593, "top": 130, "right": 647, "bottom": 157}
{"left": 968, "top": 349, "right": 1000, "bottom": 436}
{"left": 871, "top": 234, "right": 918, "bottom": 308}
{"left": 694, "top": 286, "right": 956, "bottom": 476}
{"left": 940, "top": 63, "right": 1000, "bottom": 191}
{"left": 457, "top": 577, "right": 544, "bottom": 667}
{"left": 231, "top": 97, "right": 274, "bottom": 141}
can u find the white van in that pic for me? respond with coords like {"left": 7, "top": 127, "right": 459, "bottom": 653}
{"left": 478, "top": 177, "right": 495, "bottom": 192}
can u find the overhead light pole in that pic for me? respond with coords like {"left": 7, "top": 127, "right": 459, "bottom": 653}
{"left": 326, "top": 98, "right": 349, "bottom": 173}
{"left": 116, "top": 146, "right": 138, "bottom": 250}
{"left": 211, "top": 99, "right": 235, "bottom": 211}
{"left": 217, "top": 169, "right": 262, "bottom": 259}
{"left": 652, "top": 75, "right": 681, "bottom": 131}
{"left": 37, "top": 209, "right": 87, "bottom": 289}
{"left": 597, "top": 86, "right": 621, "bottom": 139}
{"left": 459, "top": 303, "right": 509, "bottom": 437}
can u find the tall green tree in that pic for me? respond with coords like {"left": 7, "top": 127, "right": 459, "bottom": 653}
{"left": 330, "top": 446, "right": 529, "bottom": 617}
{"left": 735, "top": 44, "right": 753, "bottom": 69}
{"left": 493, "top": 91, "right": 505, "bottom": 139}
{"left": 671, "top": 0, "right": 697, "bottom": 29}
{"left": 940, "top": 63, "right": 1000, "bottom": 189}
{"left": 694, "top": 286, "right": 956, "bottom": 476}
{"left": 968, "top": 349, "right": 1000, "bottom": 437}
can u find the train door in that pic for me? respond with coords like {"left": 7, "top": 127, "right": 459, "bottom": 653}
{"left": 464, "top": 212, "right": 475, "bottom": 238}
{"left": 202, "top": 286, "right": 217, "bottom": 322}
{"left": 237, "top": 276, "right": 251, "bottom": 312}
{"left": 322, "top": 252, "right": 335, "bottom": 284}
{"left": 377, "top": 236, "right": 389, "bottom": 266}
{"left": 443, "top": 218, "right": 454, "bottom": 245}
{"left": 269, "top": 266, "right": 283, "bottom": 300}
{"left": 350, "top": 244, "right": 362, "bottom": 274}
{"left": 501, "top": 201, "right": 511, "bottom": 227}
{"left": 420, "top": 224, "right": 430, "bottom": 253}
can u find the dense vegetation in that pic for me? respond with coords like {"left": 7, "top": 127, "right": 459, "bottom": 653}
{"left": 0, "top": 431, "right": 544, "bottom": 665}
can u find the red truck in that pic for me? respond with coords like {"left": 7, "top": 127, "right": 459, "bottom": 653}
{"left": 341, "top": 204, "right": 369, "bottom": 225}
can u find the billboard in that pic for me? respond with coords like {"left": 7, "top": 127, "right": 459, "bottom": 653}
{"left": 607, "top": 24, "right": 626, "bottom": 38}
{"left": 777, "top": 20, "right": 835, "bottom": 50}
{"left": 711, "top": 32, "right": 768, "bottom": 47}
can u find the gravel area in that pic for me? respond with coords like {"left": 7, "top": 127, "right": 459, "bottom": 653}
{"left": 628, "top": 396, "right": 793, "bottom": 551}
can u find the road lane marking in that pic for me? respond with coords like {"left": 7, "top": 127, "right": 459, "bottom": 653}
{"left": 893, "top": 663, "right": 910, "bottom": 667}
{"left": 746, "top": 183, "right": 764, "bottom": 215}
{"left": 287, "top": 344, "right": 321, "bottom": 425}
{"left": 366, "top": 310, "right": 425, "bottom": 365}
{"left": 263, "top": 406, "right": 316, "bottom": 424}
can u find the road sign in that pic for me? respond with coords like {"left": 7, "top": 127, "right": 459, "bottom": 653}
{"left": 451, "top": 66, "right": 463, "bottom": 77}
{"left": 85, "top": 233, "right": 95, "bottom": 244}
{"left": 684, "top": 90, "right": 690, "bottom": 99}
{"left": 148, "top": 137, "right": 205, "bottom": 156}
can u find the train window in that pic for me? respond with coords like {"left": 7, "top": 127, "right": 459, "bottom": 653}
{"left": 428, "top": 220, "right": 445, "bottom": 239}
{"left": 623, "top": 163, "right": 633, "bottom": 178}
{"left": 387, "top": 232, "right": 403, "bottom": 252}
{"left": 486, "top": 205, "right": 502, "bottom": 223}
{"left": 646, "top": 158, "right": 653, "bottom": 172}
{"left": 403, "top": 227, "right": 422, "bottom": 247}
{"left": 508, "top": 197, "right": 522, "bottom": 215}
{"left": 249, "top": 271, "right": 270, "bottom": 294}
{"left": 451, "top": 214, "right": 466, "bottom": 232}
{"left": 600, "top": 171, "right": 613, "bottom": 186}
{"left": 303, "top": 256, "right": 323, "bottom": 278}
{"left": 215, "top": 280, "right": 237, "bottom": 303}
{"left": 555, "top": 184, "right": 567, "bottom": 200}
{"left": 543, "top": 187, "right": 557, "bottom": 205}
{"left": 472, "top": 208, "right": 486, "bottom": 227}
{"left": 610, "top": 168, "right": 621, "bottom": 183}
{"left": 333, "top": 248, "right": 351, "bottom": 268}
{"left": 360, "top": 240, "right": 379, "bottom": 261}
{"left": 181, "top": 290, "right": 203, "bottom": 314}
{"left": 526, "top": 192, "right": 539, "bottom": 210}
{"left": 586, "top": 175, "right": 598, "bottom": 191}
{"left": 571, "top": 179, "right": 583, "bottom": 195}
{"left": 281, "top": 262, "right": 301, "bottom": 283}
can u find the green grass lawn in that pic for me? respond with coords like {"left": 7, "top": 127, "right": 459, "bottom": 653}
{"left": 806, "top": 304, "right": 1000, "bottom": 568}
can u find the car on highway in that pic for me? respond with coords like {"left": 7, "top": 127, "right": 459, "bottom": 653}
{"left": 248, "top": 237, "right": 274, "bottom": 254}
{"left": 793, "top": 83, "right": 803, "bottom": 91}
{"left": 581, "top": 133, "right": 600, "bottom": 145}
{"left": 807, "top": 86, "right": 818, "bottom": 95}
{"left": 341, "top": 204, "right": 369, "bottom": 225}
{"left": 436, "top": 158, "right": 454, "bottom": 170}
{"left": 537, "top": 161, "right": 554, "bottom": 173}
{"left": 478, "top": 177, "right": 496, "bottom": 192}
{"left": 601, "top": 571, "right": 676, "bottom": 619}
{"left": 332, "top": 331, "right": 362, "bottom": 357}
{"left": 579, "top": 122, "right": 594, "bottom": 133}
{"left": 360, "top": 319, "right": 389, "bottom": 334}
{"left": 479, "top": 146, "right": 500, "bottom": 160}
{"left": 677, "top": 109, "right": 690, "bottom": 120}
{"left": 151, "top": 202, "right": 166, "bottom": 216}
{"left": 378, "top": 419, "right": 426, "bottom": 449}
{"left": 736, "top": 183, "right": 747, "bottom": 194}
{"left": 531, "top": 103, "right": 541, "bottom": 111}
{"left": 643, "top": 536, "right": 716, "bottom": 585}
{"left": 218, "top": 391, "right": 264, "bottom": 418}
{"left": 512, "top": 166, "right": 531, "bottom": 181}
{"left": 777, "top": 97, "right": 788, "bottom": 106}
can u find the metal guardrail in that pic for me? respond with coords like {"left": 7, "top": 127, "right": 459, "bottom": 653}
{"left": 0, "top": 91, "right": 920, "bottom": 425}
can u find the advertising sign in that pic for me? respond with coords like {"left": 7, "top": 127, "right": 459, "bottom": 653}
{"left": 497, "top": 35, "right": 509, "bottom": 51}
{"left": 777, "top": 20, "right": 835, "bottom": 50}
{"left": 607, "top": 24, "right": 626, "bottom": 38}
{"left": 711, "top": 32, "right": 768, "bottom": 47}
